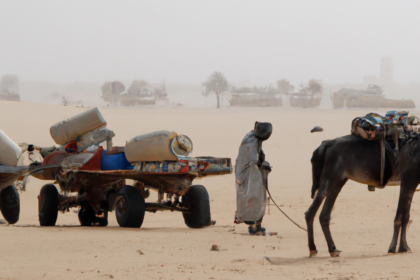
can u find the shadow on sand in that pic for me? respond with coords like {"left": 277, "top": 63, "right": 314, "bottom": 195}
{"left": 7, "top": 224, "right": 206, "bottom": 233}
{"left": 264, "top": 254, "right": 398, "bottom": 266}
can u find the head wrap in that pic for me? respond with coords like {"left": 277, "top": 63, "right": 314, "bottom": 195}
{"left": 254, "top": 122, "right": 272, "bottom": 140}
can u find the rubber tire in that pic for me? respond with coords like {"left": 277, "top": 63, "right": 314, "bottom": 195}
{"left": 0, "top": 185, "right": 20, "bottom": 224}
{"left": 115, "top": 185, "right": 145, "bottom": 228}
{"left": 182, "top": 185, "right": 211, "bottom": 228}
{"left": 38, "top": 184, "right": 59, "bottom": 226}
{"left": 78, "top": 203, "right": 96, "bottom": 226}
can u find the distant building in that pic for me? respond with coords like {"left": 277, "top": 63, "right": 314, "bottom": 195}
{"left": 380, "top": 56, "right": 393, "bottom": 84}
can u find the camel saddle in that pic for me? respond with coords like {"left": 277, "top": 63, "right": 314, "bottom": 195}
{"left": 351, "top": 111, "right": 419, "bottom": 188}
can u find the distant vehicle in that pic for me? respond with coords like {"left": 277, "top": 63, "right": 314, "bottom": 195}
{"left": 287, "top": 79, "right": 323, "bottom": 108}
{"left": 100, "top": 81, "right": 125, "bottom": 105}
{"left": 289, "top": 93, "right": 322, "bottom": 108}
{"left": 331, "top": 85, "right": 415, "bottom": 109}
{"left": 101, "top": 79, "right": 168, "bottom": 107}
{"left": 0, "top": 75, "right": 20, "bottom": 101}
{"left": 119, "top": 94, "right": 156, "bottom": 106}
{"left": 229, "top": 93, "right": 282, "bottom": 107}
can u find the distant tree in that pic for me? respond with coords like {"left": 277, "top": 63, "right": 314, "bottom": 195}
{"left": 296, "top": 83, "right": 306, "bottom": 95}
{"left": 202, "top": 72, "right": 229, "bottom": 109}
{"left": 307, "top": 79, "right": 323, "bottom": 95}
{"left": 128, "top": 79, "right": 149, "bottom": 96}
{"left": 264, "top": 86, "right": 278, "bottom": 94}
{"left": 276, "top": 79, "right": 294, "bottom": 95}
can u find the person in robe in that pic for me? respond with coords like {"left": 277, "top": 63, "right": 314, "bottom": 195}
{"left": 234, "top": 122, "right": 272, "bottom": 235}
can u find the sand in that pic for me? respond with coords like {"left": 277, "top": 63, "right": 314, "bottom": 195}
{"left": 1, "top": 100, "right": 420, "bottom": 279}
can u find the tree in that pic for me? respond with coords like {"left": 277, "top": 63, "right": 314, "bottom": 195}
{"left": 307, "top": 79, "right": 323, "bottom": 95}
{"left": 276, "top": 79, "right": 294, "bottom": 95}
{"left": 128, "top": 79, "right": 149, "bottom": 96}
{"left": 202, "top": 72, "right": 229, "bottom": 109}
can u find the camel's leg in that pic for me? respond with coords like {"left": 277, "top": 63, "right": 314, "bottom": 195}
{"left": 387, "top": 211, "right": 402, "bottom": 254}
{"left": 319, "top": 178, "right": 347, "bottom": 258}
{"left": 388, "top": 176, "right": 418, "bottom": 254}
{"left": 305, "top": 189, "right": 327, "bottom": 257}
{"left": 397, "top": 178, "right": 418, "bottom": 253}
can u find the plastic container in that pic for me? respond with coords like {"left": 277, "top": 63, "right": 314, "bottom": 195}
{"left": 77, "top": 127, "right": 115, "bottom": 152}
{"left": 0, "top": 129, "right": 21, "bottom": 166}
{"left": 170, "top": 135, "right": 193, "bottom": 157}
{"left": 125, "top": 130, "right": 178, "bottom": 162}
{"left": 125, "top": 130, "right": 194, "bottom": 163}
{"left": 50, "top": 108, "right": 106, "bottom": 145}
{"left": 100, "top": 150, "right": 133, "bottom": 170}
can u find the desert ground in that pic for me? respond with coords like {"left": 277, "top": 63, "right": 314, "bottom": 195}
{"left": 1, "top": 100, "right": 420, "bottom": 280}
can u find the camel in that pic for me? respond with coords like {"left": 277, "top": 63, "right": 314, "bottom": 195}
{"left": 305, "top": 134, "right": 419, "bottom": 257}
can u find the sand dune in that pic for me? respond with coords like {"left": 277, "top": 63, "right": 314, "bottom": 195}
{"left": 1, "top": 100, "right": 420, "bottom": 279}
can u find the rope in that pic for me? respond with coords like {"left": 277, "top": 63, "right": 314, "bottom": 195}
{"left": 265, "top": 176, "right": 307, "bottom": 232}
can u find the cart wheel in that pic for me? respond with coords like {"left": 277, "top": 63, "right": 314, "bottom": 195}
{"left": 78, "top": 202, "right": 96, "bottom": 226}
{"left": 115, "top": 185, "right": 145, "bottom": 228}
{"left": 182, "top": 185, "right": 211, "bottom": 228}
{"left": 0, "top": 185, "right": 20, "bottom": 224}
{"left": 38, "top": 184, "right": 58, "bottom": 226}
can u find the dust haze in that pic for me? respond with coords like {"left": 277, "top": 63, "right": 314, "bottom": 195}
{"left": 1, "top": 1, "right": 420, "bottom": 107}
{"left": 4, "top": 2, "right": 420, "bottom": 279}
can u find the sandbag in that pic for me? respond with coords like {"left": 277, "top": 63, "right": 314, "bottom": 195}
{"left": 50, "top": 108, "right": 106, "bottom": 145}
{"left": 125, "top": 130, "right": 193, "bottom": 162}
{"left": 0, "top": 129, "right": 22, "bottom": 166}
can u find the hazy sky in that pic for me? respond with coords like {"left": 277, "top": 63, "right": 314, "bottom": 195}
{"left": 1, "top": 0, "right": 419, "bottom": 85}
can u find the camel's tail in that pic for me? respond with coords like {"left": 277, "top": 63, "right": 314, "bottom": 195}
{"left": 310, "top": 140, "right": 335, "bottom": 199}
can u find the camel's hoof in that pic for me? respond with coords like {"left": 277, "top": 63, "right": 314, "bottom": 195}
{"left": 330, "top": 250, "right": 341, "bottom": 258}
{"left": 398, "top": 248, "right": 412, "bottom": 254}
{"left": 309, "top": 250, "right": 318, "bottom": 257}
{"left": 388, "top": 248, "right": 396, "bottom": 255}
